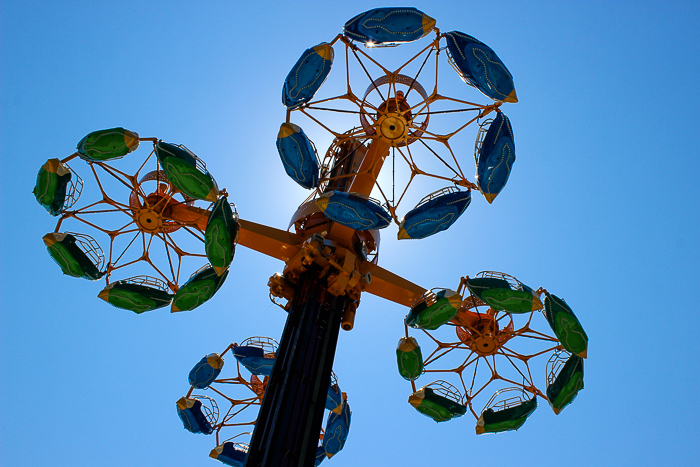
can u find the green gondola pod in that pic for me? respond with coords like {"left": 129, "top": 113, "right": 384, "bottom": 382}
{"left": 408, "top": 382, "right": 467, "bottom": 423}
{"left": 171, "top": 266, "right": 229, "bottom": 312}
{"left": 98, "top": 278, "right": 173, "bottom": 314}
{"left": 405, "top": 289, "right": 462, "bottom": 330}
{"left": 476, "top": 396, "right": 537, "bottom": 435}
{"left": 544, "top": 292, "right": 588, "bottom": 359}
{"left": 546, "top": 351, "right": 584, "bottom": 414}
{"left": 43, "top": 232, "right": 104, "bottom": 280}
{"left": 205, "top": 196, "right": 239, "bottom": 276}
{"left": 77, "top": 127, "right": 140, "bottom": 161}
{"left": 396, "top": 336, "right": 423, "bottom": 381}
{"left": 33, "top": 158, "right": 75, "bottom": 216}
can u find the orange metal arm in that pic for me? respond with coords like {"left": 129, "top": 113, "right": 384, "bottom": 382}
{"left": 236, "top": 217, "right": 424, "bottom": 309}
{"left": 363, "top": 263, "right": 426, "bottom": 308}
{"left": 237, "top": 219, "right": 302, "bottom": 263}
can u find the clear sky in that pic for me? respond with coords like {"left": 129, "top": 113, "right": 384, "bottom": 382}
{"left": 1, "top": 1, "right": 699, "bottom": 466}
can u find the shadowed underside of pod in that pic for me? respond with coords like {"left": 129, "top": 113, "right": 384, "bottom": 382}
{"left": 343, "top": 7, "right": 435, "bottom": 45}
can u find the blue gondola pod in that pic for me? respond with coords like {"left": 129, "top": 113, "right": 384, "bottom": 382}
{"left": 176, "top": 396, "right": 215, "bottom": 434}
{"left": 326, "top": 373, "right": 343, "bottom": 414}
{"left": 314, "top": 445, "right": 326, "bottom": 466}
{"left": 316, "top": 191, "right": 392, "bottom": 230}
{"left": 210, "top": 442, "right": 248, "bottom": 466}
{"left": 276, "top": 123, "right": 320, "bottom": 189}
{"left": 283, "top": 43, "right": 334, "bottom": 110}
{"left": 445, "top": 31, "right": 518, "bottom": 103}
{"left": 398, "top": 187, "right": 472, "bottom": 239}
{"left": 188, "top": 353, "right": 225, "bottom": 389}
{"left": 475, "top": 111, "right": 515, "bottom": 203}
{"left": 343, "top": 7, "right": 436, "bottom": 46}
{"left": 231, "top": 345, "right": 276, "bottom": 376}
{"left": 322, "top": 399, "right": 351, "bottom": 458}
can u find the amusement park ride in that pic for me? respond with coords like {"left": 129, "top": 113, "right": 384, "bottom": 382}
{"left": 33, "top": 8, "right": 588, "bottom": 467}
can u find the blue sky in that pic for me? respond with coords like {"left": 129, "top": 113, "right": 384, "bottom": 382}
{"left": 1, "top": 1, "right": 699, "bottom": 466}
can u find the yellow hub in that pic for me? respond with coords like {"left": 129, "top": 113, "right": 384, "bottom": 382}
{"left": 377, "top": 112, "right": 408, "bottom": 144}
{"left": 471, "top": 335, "right": 499, "bottom": 356}
{"left": 135, "top": 209, "right": 163, "bottom": 233}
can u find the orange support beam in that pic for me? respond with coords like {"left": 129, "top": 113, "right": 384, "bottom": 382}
{"left": 237, "top": 218, "right": 302, "bottom": 263}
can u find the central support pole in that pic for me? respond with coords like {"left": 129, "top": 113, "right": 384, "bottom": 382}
{"left": 245, "top": 269, "right": 348, "bottom": 467}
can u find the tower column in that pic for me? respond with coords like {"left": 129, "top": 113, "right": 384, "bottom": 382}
{"left": 245, "top": 269, "right": 348, "bottom": 467}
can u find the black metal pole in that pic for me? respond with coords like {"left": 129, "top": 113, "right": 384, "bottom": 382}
{"left": 245, "top": 269, "right": 348, "bottom": 467}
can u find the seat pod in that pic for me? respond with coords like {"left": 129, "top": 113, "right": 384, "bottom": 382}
{"left": 171, "top": 266, "right": 228, "bottom": 312}
{"left": 155, "top": 142, "right": 219, "bottom": 201}
{"left": 205, "top": 196, "right": 239, "bottom": 276}
{"left": 445, "top": 31, "right": 517, "bottom": 103}
{"left": 465, "top": 276, "right": 541, "bottom": 313}
{"left": 98, "top": 280, "right": 173, "bottom": 313}
{"left": 405, "top": 289, "right": 462, "bottom": 330}
{"left": 276, "top": 123, "right": 320, "bottom": 189}
{"left": 396, "top": 336, "right": 423, "bottom": 381}
{"left": 77, "top": 127, "right": 140, "bottom": 161}
{"left": 282, "top": 43, "right": 333, "bottom": 109}
{"left": 476, "top": 397, "right": 537, "bottom": 434}
{"left": 343, "top": 7, "right": 435, "bottom": 45}
{"left": 544, "top": 293, "right": 588, "bottom": 358}
{"left": 176, "top": 397, "right": 214, "bottom": 434}
{"left": 408, "top": 386, "right": 467, "bottom": 422}
{"left": 326, "top": 381, "right": 343, "bottom": 413}
{"left": 398, "top": 188, "right": 471, "bottom": 239}
{"left": 322, "top": 399, "right": 351, "bottom": 458}
{"left": 33, "top": 159, "right": 72, "bottom": 216}
{"left": 188, "top": 353, "right": 225, "bottom": 389}
{"left": 547, "top": 354, "right": 584, "bottom": 414}
{"left": 43, "top": 232, "right": 104, "bottom": 280}
{"left": 210, "top": 442, "right": 247, "bottom": 466}
{"left": 476, "top": 112, "right": 515, "bottom": 204}
{"left": 314, "top": 445, "right": 326, "bottom": 466}
{"left": 316, "top": 191, "right": 392, "bottom": 230}
{"left": 231, "top": 345, "right": 275, "bottom": 376}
